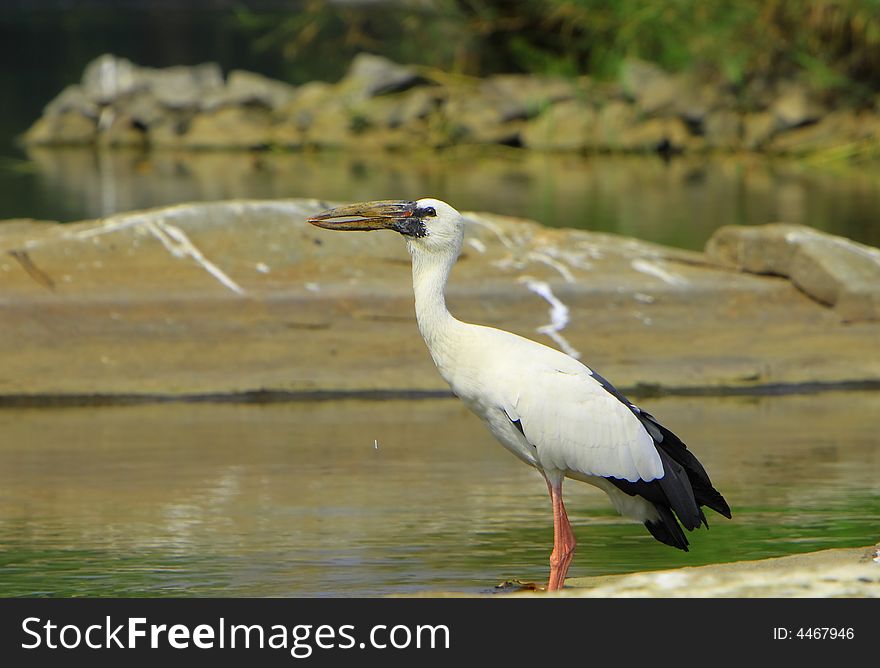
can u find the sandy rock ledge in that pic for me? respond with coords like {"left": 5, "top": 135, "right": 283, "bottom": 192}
{"left": 1, "top": 199, "right": 878, "bottom": 400}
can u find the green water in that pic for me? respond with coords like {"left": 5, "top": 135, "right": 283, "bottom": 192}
{"left": 5, "top": 147, "right": 880, "bottom": 251}
{"left": 0, "top": 392, "right": 876, "bottom": 596}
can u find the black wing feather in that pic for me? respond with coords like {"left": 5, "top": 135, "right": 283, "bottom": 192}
{"left": 589, "top": 369, "right": 731, "bottom": 549}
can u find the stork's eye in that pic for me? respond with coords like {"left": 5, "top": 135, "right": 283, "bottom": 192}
{"left": 422, "top": 206, "right": 437, "bottom": 217}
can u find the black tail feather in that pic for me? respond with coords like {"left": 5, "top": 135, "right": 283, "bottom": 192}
{"left": 608, "top": 412, "right": 731, "bottom": 549}
{"left": 644, "top": 506, "right": 689, "bottom": 551}
{"left": 642, "top": 413, "right": 732, "bottom": 519}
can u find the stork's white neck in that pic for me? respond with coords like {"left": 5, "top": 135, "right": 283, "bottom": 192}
{"left": 407, "top": 240, "right": 463, "bottom": 363}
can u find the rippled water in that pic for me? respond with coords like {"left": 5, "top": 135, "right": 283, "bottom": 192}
{"left": 1, "top": 392, "right": 877, "bottom": 596}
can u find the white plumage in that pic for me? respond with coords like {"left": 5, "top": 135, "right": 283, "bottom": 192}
{"left": 308, "top": 197, "right": 730, "bottom": 591}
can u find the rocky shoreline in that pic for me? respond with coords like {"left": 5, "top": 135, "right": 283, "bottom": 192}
{"left": 21, "top": 53, "right": 880, "bottom": 158}
{"left": 411, "top": 544, "right": 880, "bottom": 597}
{"left": 525, "top": 544, "right": 880, "bottom": 597}
{"left": 1, "top": 199, "right": 878, "bottom": 401}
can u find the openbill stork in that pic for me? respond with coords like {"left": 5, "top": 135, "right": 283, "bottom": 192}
{"left": 308, "top": 198, "right": 731, "bottom": 591}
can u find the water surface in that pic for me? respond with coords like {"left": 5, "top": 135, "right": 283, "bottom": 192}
{"left": 4, "top": 148, "right": 880, "bottom": 251}
{"left": 1, "top": 392, "right": 876, "bottom": 596}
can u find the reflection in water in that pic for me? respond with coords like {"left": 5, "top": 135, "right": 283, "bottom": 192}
{"left": 0, "top": 393, "right": 877, "bottom": 596}
{"left": 20, "top": 146, "right": 880, "bottom": 250}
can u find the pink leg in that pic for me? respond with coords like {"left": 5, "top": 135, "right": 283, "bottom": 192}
{"left": 545, "top": 474, "right": 577, "bottom": 591}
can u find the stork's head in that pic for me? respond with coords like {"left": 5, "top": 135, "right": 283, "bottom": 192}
{"left": 307, "top": 197, "right": 464, "bottom": 257}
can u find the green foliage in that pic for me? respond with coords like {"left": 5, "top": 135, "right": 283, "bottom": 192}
{"left": 235, "top": 0, "right": 880, "bottom": 97}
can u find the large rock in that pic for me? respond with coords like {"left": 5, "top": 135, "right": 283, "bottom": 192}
{"left": 770, "top": 110, "right": 864, "bottom": 155}
{"left": 82, "top": 53, "right": 224, "bottom": 110}
{"left": 480, "top": 74, "right": 577, "bottom": 121}
{"left": 771, "top": 83, "right": 825, "bottom": 131}
{"left": 139, "top": 62, "right": 225, "bottom": 110}
{"left": 706, "top": 223, "right": 880, "bottom": 321}
{"left": 1, "top": 200, "right": 878, "bottom": 399}
{"left": 742, "top": 111, "right": 777, "bottom": 150}
{"left": 703, "top": 110, "right": 742, "bottom": 149}
{"left": 615, "top": 117, "right": 691, "bottom": 152}
{"left": 21, "top": 110, "right": 97, "bottom": 145}
{"left": 201, "top": 70, "right": 297, "bottom": 111}
{"left": 274, "top": 81, "right": 335, "bottom": 141}
{"left": 444, "top": 85, "right": 523, "bottom": 145}
{"left": 521, "top": 100, "right": 596, "bottom": 150}
{"left": 619, "top": 58, "right": 681, "bottom": 116}
{"left": 81, "top": 54, "right": 143, "bottom": 105}
{"left": 43, "top": 84, "right": 100, "bottom": 119}
{"left": 595, "top": 100, "right": 637, "bottom": 149}
{"left": 181, "top": 106, "right": 274, "bottom": 149}
{"left": 348, "top": 86, "right": 444, "bottom": 130}
{"left": 338, "top": 53, "right": 426, "bottom": 99}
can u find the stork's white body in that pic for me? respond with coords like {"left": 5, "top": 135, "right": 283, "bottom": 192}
{"left": 308, "top": 196, "right": 730, "bottom": 590}
{"left": 407, "top": 203, "right": 662, "bottom": 526}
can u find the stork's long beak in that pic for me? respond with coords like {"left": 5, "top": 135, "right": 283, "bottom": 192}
{"left": 307, "top": 200, "right": 417, "bottom": 232}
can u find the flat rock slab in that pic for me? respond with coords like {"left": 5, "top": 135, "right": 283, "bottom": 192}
{"left": 1, "top": 200, "right": 878, "bottom": 400}
{"left": 556, "top": 544, "right": 880, "bottom": 597}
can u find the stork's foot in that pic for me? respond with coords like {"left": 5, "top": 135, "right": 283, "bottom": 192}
{"left": 547, "top": 544, "right": 575, "bottom": 591}
{"left": 494, "top": 579, "right": 546, "bottom": 592}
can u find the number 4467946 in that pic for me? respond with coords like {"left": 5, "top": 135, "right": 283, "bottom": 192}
{"left": 773, "top": 628, "right": 855, "bottom": 640}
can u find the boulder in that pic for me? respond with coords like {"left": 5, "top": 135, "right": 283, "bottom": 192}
{"left": 705, "top": 223, "right": 800, "bottom": 275}
{"left": 521, "top": 100, "right": 596, "bottom": 151}
{"left": 771, "top": 83, "right": 824, "bottom": 131}
{"left": 119, "top": 91, "right": 167, "bottom": 129}
{"left": 95, "top": 111, "right": 148, "bottom": 147}
{"left": 43, "top": 84, "right": 100, "bottom": 119}
{"left": 181, "top": 106, "right": 274, "bottom": 149}
{"left": 145, "top": 111, "right": 196, "bottom": 147}
{"left": 595, "top": 100, "right": 637, "bottom": 150}
{"left": 619, "top": 58, "right": 681, "bottom": 116}
{"left": 706, "top": 223, "right": 880, "bottom": 321}
{"left": 673, "top": 79, "right": 734, "bottom": 128}
{"left": 138, "top": 63, "right": 225, "bottom": 110}
{"left": 81, "top": 54, "right": 143, "bottom": 105}
{"left": 480, "top": 74, "right": 577, "bottom": 121}
{"left": 770, "top": 110, "right": 860, "bottom": 155}
{"left": 444, "top": 85, "right": 523, "bottom": 145}
{"left": 742, "top": 111, "right": 777, "bottom": 150}
{"left": 616, "top": 117, "right": 690, "bottom": 152}
{"left": 21, "top": 110, "right": 97, "bottom": 145}
{"left": 201, "top": 70, "right": 297, "bottom": 111}
{"left": 703, "top": 110, "right": 742, "bottom": 149}
{"left": 350, "top": 86, "right": 444, "bottom": 130}
{"left": 338, "top": 53, "right": 426, "bottom": 100}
